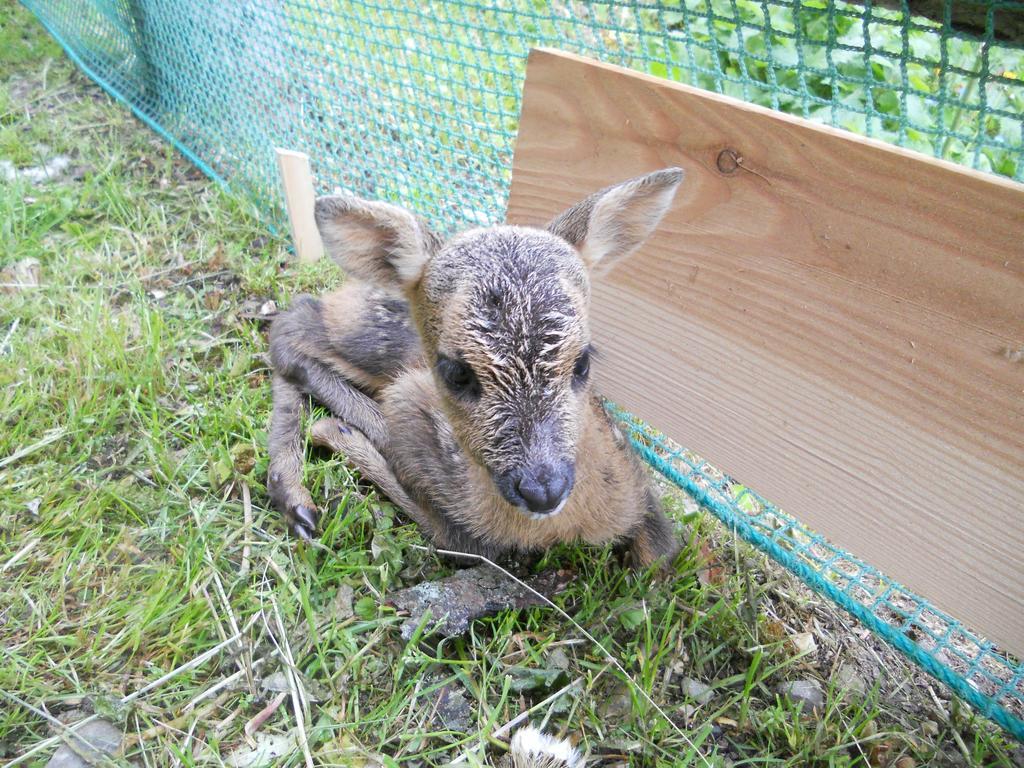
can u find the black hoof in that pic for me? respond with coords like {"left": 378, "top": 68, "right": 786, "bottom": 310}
{"left": 291, "top": 504, "right": 318, "bottom": 540}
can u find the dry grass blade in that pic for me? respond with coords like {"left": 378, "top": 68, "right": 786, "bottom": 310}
{"left": 259, "top": 562, "right": 314, "bottom": 768}
{"left": 240, "top": 482, "right": 253, "bottom": 577}
{"left": 1, "top": 428, "right": 67, "bottom": 470}
{"left": 0, "top": 317, "right": 20, "bottom": 356}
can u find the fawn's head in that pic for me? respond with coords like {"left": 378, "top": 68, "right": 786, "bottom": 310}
{"left": 315, "top": 169, "right": 683, "bottom": 517}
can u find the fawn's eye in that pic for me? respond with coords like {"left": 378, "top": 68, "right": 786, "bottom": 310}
{"left": 572, "top": 347, "right": 591, "bottom": 388}
{"left": 437, "top": 355, "right": 481, "bottom": 399}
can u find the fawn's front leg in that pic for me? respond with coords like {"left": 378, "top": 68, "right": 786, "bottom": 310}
{"left": 309, "top": 417, "right": 452, "bottom": 547}
{"left": 628, "top": 489, "right": 680, "bottom": 569}
{"left": 267, "top": 373, "right": 319, "bottom": 540}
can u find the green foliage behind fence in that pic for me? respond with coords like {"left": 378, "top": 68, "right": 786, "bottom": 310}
{"left": 23, "top": 0, "right": 1024, "bottom": 237}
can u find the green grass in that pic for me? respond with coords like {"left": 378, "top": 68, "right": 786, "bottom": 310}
{"left": 1, "top": 2, "right": 1022, "bottom": 766}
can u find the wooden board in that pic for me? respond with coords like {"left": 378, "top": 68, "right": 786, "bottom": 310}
{"left": 275, "top": 148, "right": 323, "bottom": 263}
{"left": 507, "top": 49, "right": 1024, "bottom": 655}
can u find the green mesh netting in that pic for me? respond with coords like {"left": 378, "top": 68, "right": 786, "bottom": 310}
{"left": 22, "top": 0, "right": 1024, "bottom": 741}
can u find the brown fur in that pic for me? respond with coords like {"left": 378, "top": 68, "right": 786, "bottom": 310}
{"left": 266, "top": 169, "right": 684, "bottom": 567}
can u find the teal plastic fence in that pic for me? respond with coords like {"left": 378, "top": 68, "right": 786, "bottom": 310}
{"left": 23, "top": 0, "right": 1024, "bottom": 741}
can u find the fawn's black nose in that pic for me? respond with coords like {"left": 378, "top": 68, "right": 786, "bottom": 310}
{"left": 514, "top": 460, "right": 575, "bottom": 515}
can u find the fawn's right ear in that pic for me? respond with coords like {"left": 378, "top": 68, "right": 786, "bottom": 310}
{"left": 314, "top": 195, "right": 440, "bottom": 289}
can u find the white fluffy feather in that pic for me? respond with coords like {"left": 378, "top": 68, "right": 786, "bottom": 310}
{"left": 509, "top": 726, "right": 583, "bottom": 768}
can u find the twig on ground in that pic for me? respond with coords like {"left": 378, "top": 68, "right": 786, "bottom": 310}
{"left": 125, "top": 616, "right": 257, "bottom": 705}
{"left": 928, "top": 684, "right": 972, "bottom": 762}
{"left": 240, "top": 482, "right": 253, "bottom": 577}
{"left": 265, "top": 589, "right": 315, "bottom": 768}
{"left": 1, "top": 428, "right": 68, "bottom": 470}
{"left": 2, "top": 539, "right": 38, "bottom": 573}
{"left": 186, "top": 656, "right": 268, "bottom": 710}
{"left": 122, "top": 691, "right": 231, "bottom": 748}
{"left": 492, "top": 676, "right": 584, "bottom": 740}
{"left": 244, "top": 692, "right": 288, "bottom": 744}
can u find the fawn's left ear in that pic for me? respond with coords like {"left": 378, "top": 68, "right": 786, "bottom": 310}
{"left": 314, "top": 194, "right": 440, "bottom": 289}
{"left": 546, "top": 168, "right": 684, "bottom": 275}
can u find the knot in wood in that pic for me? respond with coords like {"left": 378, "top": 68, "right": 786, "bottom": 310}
{"left": 716, "top": 148, "right": 741, "bottom": 174}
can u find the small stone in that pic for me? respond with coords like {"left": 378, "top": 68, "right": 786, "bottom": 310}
{"left": 790, "top": 632, "right": 817, "bottom": 655}
{"left": 894, "top": 758, "right": 916, "bottom": 768}
{"left": 259, "top": 300, "right": 277, "bottom": 316}
{"left": 45, "top": 719, "right": 122, "bottom": 768}
{"left": 920, "top": 719, "right": 939, "bottom": 737}
{"left": 834, "top": 662, "right": 866, "bottom": 698}
{"left": 598, "top": 687, "right": 633, "bottom": 722}
{"left": 681, "top": 678, "right": 714, "bottom": 705}
{"left": 546, "top": 647, "right": 571, "bottom": 671}
{"left": 434, "top": 684, "right": 473, "bottom": 731}
{"left": 669, "top": 657, "right": 690, "bottom": 676}
{"left": 331, "top": 584, "right": 354, "bottom": 620}
{"left": 776, "top": 679, "right": 825, "bottom": 713}
{"left": 0, "top": 155, "right": 71, "bottom": 184}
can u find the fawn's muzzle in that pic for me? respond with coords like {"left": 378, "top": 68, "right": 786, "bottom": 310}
{"left": 495, "top": 460, "right": 575, "bottom": 518}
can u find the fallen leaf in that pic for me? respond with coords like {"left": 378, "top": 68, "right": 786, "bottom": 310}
{"left": 206, "top": 245, "right": 228, "bottom": 271}
{"left": 696, "top": 541, "right": 726, "bottom": 586}
{"left": 546, "top": 647, "right": 571, "bottom": 671}
{"left": 868, "top": 740, "right": 894, "bottom": 766}
{"left": 1, "top": 258, "right": 41, "bottom": 293}
{"left": 504, "top": 665, "right": 565, "bottom": 692}
{"left": 208, "top": 456, "right": 233, "bottom": 490}
{"left": 261, "top": 670, "right": 328, "bottom": 702}
{"left": 204, "top": 289, "right": 224, "bottom": 310}
{"left": 225, "top": 731, "right": 298, "bottom": 768}
{"left": 761, "top": 618, "right": 786, "bottom": 644}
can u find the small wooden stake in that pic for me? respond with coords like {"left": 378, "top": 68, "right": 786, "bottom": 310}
{"left": 275, "top": 148, "right": 323, "bottom": 263}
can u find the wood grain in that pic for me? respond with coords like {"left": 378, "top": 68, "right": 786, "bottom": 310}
{"left": 507, "top": 49, "right": 1024, "bottom": 655}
